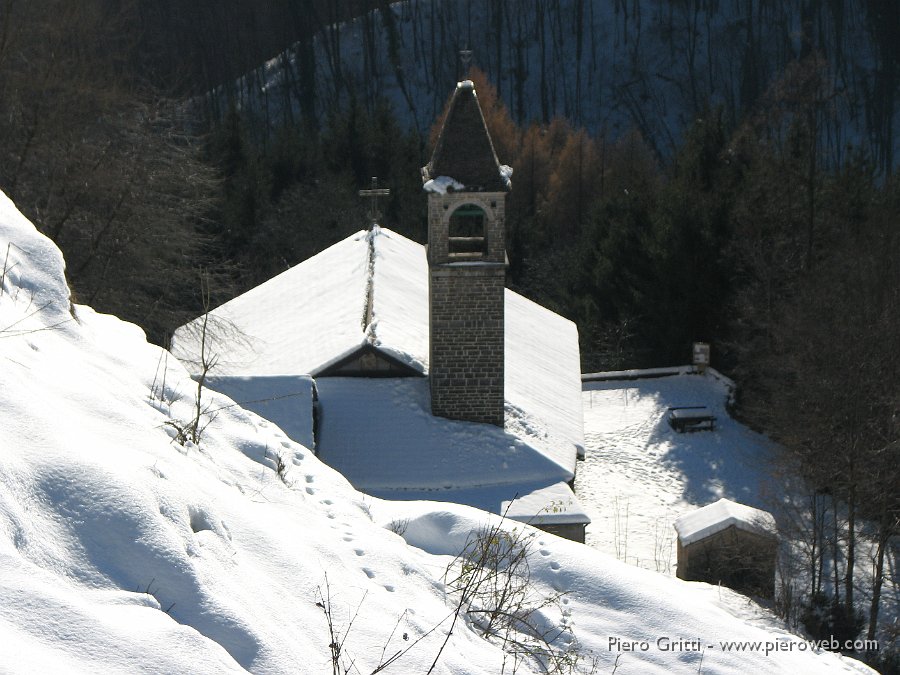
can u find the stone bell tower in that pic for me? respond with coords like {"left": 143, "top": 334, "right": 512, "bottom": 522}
{"left": 422, "top": 80, "right": 510, "bottom": 427}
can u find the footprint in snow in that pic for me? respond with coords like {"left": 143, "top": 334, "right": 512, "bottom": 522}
{"left": 320, "top": 498, "right": 333, "bottom": 506}
{"left": 306, "top": 487, "right": 316, "bottom": 495}
{"left": 363, "top": 568, "right": 375, "bottom": 579}
{"left": 305, "top": 475, "right": 314, "bottom": 484}
{"left": 550, "top": 561, "right": 561, "bottom": 571}
{"left": 383, "top": 585, "right": 395, "bottom": 592}
{"left": 354, "top": 549, "right": 365, "bottom": 557}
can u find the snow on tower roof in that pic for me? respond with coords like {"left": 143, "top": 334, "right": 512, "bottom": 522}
{"left": 422, "top": 80, "right": 510, "bottom": 192}
{"left": 674, "top": 498, "right": 777, "bottom": 546}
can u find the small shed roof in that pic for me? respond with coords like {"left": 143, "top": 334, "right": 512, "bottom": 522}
{"left": 502, "top": 482, "right": 591, "bottom": 526}
{"left": 422, "top": 80, "right": 510, "bottom": 192}
{"left": 674, "top": 498, "right": 777, "bottom": 547}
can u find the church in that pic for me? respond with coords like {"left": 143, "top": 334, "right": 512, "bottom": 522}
{"left": 173, "top": 80, "right": 590, "bottom": 542}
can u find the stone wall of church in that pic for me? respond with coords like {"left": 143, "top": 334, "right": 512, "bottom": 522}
{"left": 429, "top": 263, "right": 505, "bottom": 426}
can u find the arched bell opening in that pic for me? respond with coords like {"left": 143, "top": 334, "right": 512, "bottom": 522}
{"left": 448, "top": 203, "right": 487, "bottom": 259}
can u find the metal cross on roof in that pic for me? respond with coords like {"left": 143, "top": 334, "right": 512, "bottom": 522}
{"left": 359, "top": 176, "right": 390, "bottom": 228}
{"left": 460, "top": 48, "right": 473, "bottom": 78}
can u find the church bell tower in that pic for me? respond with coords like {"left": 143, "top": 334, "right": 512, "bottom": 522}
{"left": 422, "top": 80, "right": 510, "bottom": 427}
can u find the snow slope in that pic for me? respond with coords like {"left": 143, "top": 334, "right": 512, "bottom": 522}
{"left": 0, "top": 189, "right": 873, "bottom": 673}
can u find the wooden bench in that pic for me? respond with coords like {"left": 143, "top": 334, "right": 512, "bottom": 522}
{"left": 667, "top": 406, "right": 717, "bottom": 433}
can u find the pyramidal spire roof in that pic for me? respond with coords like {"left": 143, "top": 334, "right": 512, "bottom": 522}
{"left": 422, "top": 80, "right": 510, "bottom": 192}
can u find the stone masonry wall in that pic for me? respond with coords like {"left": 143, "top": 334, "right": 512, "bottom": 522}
{"left": 429, "top": 263, "right": 505, "bottom": 426}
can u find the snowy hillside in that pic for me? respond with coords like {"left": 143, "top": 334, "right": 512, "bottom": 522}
{"left": 0, "top": 189, "right": 875, "bottom": 673}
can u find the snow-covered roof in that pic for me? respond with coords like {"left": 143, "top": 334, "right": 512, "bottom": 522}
{"left": 502, "top": 482, "right": 590, "bottom": 526}
{"left": 314, "top": 377, "right": 586, "bottom": 521}
{"left": 506, "top": 291, "right": 585, "bottom": 460}
{"left": 172, "top": 227, "right": 584, "bottom": 469}
{"left": 674, "top": 498, "right": 777, "bottom": 547}
{"left": 172, "top": 231, "right": 372, "bottom": 377}
{"left": 205, "top": 375, "right": 316, "bottom": 450}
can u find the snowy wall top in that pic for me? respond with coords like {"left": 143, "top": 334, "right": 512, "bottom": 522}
{"left": 674, "top": 498, "right": 777, "bottom": 547}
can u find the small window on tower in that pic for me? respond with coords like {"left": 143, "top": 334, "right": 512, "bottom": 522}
{"left": 448, "top": 204, "right": 487, "bottom": 258}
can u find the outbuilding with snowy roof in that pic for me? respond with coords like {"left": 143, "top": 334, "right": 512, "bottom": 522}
{"left": 674, "top": 498, "right": 778, "bottom": 598}
{"left": 173, "top": 79, "right": 589, "bottom": 542}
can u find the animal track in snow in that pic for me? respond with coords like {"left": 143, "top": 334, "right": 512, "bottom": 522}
{"left": 354, "top": 549, "right": 365, "bottom": 557}
{"left": 363, "top": 568, "right": 375, "bottom": 579}
{"left": 550, "top": 561, "right": 561, "bottom": 571}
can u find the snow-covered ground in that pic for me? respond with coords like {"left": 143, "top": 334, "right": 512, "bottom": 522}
{"left": 576, "top": 370, "right": 899, "bottom": 661}
{"left": 0, "top": 189, "right": 875, "bottom": 673}
{"left": 576, "top": 372, "right": 776, "bottom": 575}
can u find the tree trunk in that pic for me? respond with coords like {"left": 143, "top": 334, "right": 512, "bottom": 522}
{"left": 866, "top": 521, "right": 889, "bottom": 645}
{"left": 844, "top": 467, "right": 856, "bottom": 610}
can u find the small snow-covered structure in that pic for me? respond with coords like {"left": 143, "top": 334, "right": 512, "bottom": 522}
{"left": 674, "top": 498, "right": 778, "bottom": 598}
{"left": 173, "top": 80, "right": 589, "bottom": 542}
